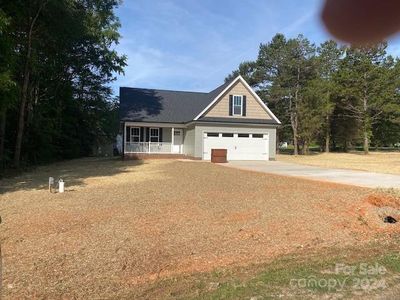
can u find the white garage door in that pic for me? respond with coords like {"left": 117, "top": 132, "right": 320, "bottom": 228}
{"left": 203, "top": 132, "right": 269, "bottom": 161}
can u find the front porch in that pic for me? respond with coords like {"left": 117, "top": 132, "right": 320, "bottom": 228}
{"left": 124, "top": 123, "right": 184, "bottom": 154}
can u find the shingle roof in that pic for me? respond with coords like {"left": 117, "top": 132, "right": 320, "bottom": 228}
{"left": 119, "top": 88, "right": 210, "bottom": 123}
{"left": 207, "top": 78, "right": 234, "bottom": 100}
{"left": 119, "top": 77, "right": 280, "bottom": 125}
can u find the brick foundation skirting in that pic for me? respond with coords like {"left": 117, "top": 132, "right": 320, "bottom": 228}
{"left": 123, "top": 153, "right": 200, "bottom": 160}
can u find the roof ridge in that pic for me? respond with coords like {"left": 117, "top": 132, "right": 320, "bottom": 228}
{"left": 120, "top": 86, "right": 208, "bottom": 94}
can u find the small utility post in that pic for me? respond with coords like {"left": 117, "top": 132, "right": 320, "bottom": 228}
{"left": 49, "top": 177, "right": 54, "bottom": 193}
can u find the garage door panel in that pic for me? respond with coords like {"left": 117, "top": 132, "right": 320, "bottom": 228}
{"left": 203, "top": 133, "right": 269, "bottom": 161}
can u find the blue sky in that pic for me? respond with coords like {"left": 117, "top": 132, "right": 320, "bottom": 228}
{"left": 112, "top": 0, "right": 400, "bottom": 95}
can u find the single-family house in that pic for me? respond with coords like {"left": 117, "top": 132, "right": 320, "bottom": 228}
{"left": 119, "top": 75, "right": 281, "bottom": 160}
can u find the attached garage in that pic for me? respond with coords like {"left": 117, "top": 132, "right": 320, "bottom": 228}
{"left": 202, "top": 132, "right": 269, "bottom": 161}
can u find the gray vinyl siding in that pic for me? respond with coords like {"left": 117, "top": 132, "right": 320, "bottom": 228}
{"left": 183, "top": 125, "right": 195, "bottom": 156}
{"left": 193, "top": 124, "right": 277, "bottom": 160}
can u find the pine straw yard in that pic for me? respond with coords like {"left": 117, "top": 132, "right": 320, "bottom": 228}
{"left": 278, "top": 152, "right": 400, "bottom": 175}
{"left": 1, "top": 158, "right": 400, "bottom": 299}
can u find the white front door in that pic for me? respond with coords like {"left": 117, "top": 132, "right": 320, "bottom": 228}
{"left": 172, "top": 129, "right": 183, "bottom": 153}
{"left": 203, "top": 132, "right": 269, "bottom": 160}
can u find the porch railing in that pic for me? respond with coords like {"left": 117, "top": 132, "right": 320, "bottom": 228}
{"left": 125, "top": 142, "right": 173, "bottom": 153}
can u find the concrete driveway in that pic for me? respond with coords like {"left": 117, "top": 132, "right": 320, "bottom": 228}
{"left": 226, "top": 160, "right": 400, "bottom": 188}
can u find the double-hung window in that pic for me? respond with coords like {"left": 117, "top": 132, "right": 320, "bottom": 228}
{"left": 131, "top": 127, "right": 140, "bottom": 142}
{"left": 150, "top": 128, "right": 159, "bottom": 142}
{"left": 233, "top": 95, "right": 243, "bottom": 115}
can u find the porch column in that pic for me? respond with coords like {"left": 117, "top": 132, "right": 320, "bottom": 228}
{"left": 123, "top": 122, "right": 126, "bottom": 155}
{"left": 147, "top": 127, "right": 151, "bottom": 153}
{"left": 171, "top": 127, "right": 174, "bottom": 153}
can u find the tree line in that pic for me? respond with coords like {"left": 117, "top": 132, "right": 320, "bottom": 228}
{"left": 227, "top": 34, "right": 400, "bottom": 155}
{"left": 0, "top": 0, "right": 126, "bottom": 170}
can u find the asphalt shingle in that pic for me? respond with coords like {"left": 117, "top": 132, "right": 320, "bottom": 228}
{"left": 119, "top": 77, "right": 279, "bottom": 125}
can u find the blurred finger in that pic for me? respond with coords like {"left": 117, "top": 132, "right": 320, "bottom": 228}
{"left": 321, "top": 0, "right": 400, "bottom": 44}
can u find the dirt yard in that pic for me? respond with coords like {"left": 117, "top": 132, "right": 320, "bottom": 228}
{"left": 1, "top": 158, "right": 399, "bottom": 299}
{"left": 278, "top": 152, "right": 400, "bottom": 175}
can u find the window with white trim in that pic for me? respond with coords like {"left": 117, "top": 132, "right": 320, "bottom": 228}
{"left": 233, "top": 95, "right": 242, "bottom": 115}
{"left": 150, "top": 128, "right": 159, "bottom": 142}
{"left": 131, "top": 127, "right": 140, "bottom": 142}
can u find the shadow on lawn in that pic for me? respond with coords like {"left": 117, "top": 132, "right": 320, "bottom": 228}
{"left": 0, "top": 157, "right": 144, "bottom": 194}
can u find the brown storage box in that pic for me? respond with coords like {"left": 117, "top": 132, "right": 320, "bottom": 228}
{"left": 211, "top": 149, "right": 227, "bottom": 163}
